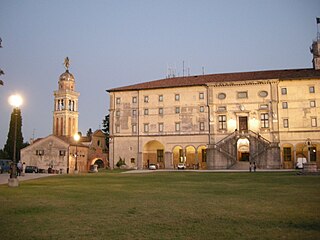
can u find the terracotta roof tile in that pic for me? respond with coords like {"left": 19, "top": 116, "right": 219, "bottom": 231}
{"left": 107, "top": 68, "right": 320, "bottom": 92}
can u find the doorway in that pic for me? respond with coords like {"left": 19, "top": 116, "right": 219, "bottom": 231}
{"left": 237, "top": 138, "right": 250, "bottom": 161}
{"left": 239, "top": 116, "right": 248, "bottom": 131}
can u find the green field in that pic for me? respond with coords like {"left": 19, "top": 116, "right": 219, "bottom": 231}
{"left": 0, "top": 171, "right": 319, "bottom": 240}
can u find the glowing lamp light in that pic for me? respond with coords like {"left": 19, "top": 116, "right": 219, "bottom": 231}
{"left": 8, "top": 94, "right": 23, "bottom": 108}
{"left": 227, "top": 119, "right": 237, "bottom": 132}
{"left": 73, "top": 133, "right": 80, "bottom": 142}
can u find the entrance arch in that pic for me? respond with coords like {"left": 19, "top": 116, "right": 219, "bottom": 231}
{"left": 197, "top": 145, "right": 207, "bottom": 169}
{"left": 237, "top": 138, "right": 250, "bottom": 161}
{"left": 185, "top": 146, "right": 196, "bottom": 169}
{"left": 143, "top": 140, "right": 165, "bottom": 169}
{"left": 93, "top": 159, "right": 104, "bottom": 168}
{"left": 172, "top": 146, "right": 183, "bottom": 168}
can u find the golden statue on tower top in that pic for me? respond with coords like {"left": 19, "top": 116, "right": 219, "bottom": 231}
{"left": 64, "top": 57, "right": 70, "bottom": 71}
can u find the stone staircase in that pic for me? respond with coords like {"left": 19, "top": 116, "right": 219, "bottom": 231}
{"left": 213, "top": 130, "right": 272, "bottom": 169}
{"left": 229, "top": 161, "right": 250, "bottom": 170}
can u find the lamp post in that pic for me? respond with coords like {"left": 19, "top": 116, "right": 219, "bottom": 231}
{"left": 73, "top": 133, "right": 80, "bottom": 174}
{"left": 8, "top": 94, "right": 23, "bottom": 187}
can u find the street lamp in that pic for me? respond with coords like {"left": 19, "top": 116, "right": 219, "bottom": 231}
{"left": 8, "top": 94, "right": 23, "bottom": 187}
{"left": 73, "top": 133, "right": 80, "bottom": 174}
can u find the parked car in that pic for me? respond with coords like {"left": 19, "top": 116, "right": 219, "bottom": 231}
{"left": 0, "top": 159, "right": 12, "bottom": 173}
{"left": 149, "top": 164, "right": 157, "bottom": 170}
{"left": 296, "top": 157, "right": 307, "bottom": 169}
{"left": 177, "top": 163, "right": 185, "bottom": 170}
{"left": 25, "top": 166, "right": 39, "bottom": 173}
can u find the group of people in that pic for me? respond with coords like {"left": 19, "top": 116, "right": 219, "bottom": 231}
{"left": 249, "top": 162, "right": 257, "bottom": 172}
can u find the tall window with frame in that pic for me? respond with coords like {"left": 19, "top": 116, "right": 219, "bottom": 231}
{"left": 157, "top": 150, "right": 164, "bottom": 163}
{"left": 144, "top": 96, "right": 149, "bottom": 103}
{"left": 309, "top": 86, "right": 315, "bottom": 93}
{"left": 311, "top": 117, "right": 317, "bottom": 127}
{"left": 116, "top": 97, "right": 121, "bottom": 104}
{"left": 175, "top": 94, "right": 180, "bottom": 101}
{"left": 202, "top": 149, "right": 207, "bottom": 162}
{"left": 158, "top": 123, "right": 164, "bottom": 132}
{"left": 175, "top": 122, "right": 180, "bottom": 132}
{"left": 159, "top": 108, "right": 163, "bottom": 115}
{"left": 218, "top": 115, "right": 227, "bottom": 130}
{"left": 159, "top": 95, "right": 163, "bottom": 102}
{"left": 132, "top": 96, "right": 137, "bottom": 103}
{"left": 199, "top": 92, "right": 204, "bottom": 100}
{"left": 132, "top": 124, "right": 137, "bottom": 134}
{"left": 281, "top": 88, "right": 287, "bottom": 95}
{"left": 200, "top": 122, "right": 205, "bottom": 131}
{"left": 144, "top": 123, "right": 149, "bottom": 133}
{"left": 283, "top": 147, "right": 292, "bottom": 161}
{"left": 283, "top": 119, "right": 289, "bottom": 128}
{"left": 260, "top": 113, "right": 269, "bottom": 128}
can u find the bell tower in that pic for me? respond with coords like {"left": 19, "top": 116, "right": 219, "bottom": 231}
{"left": 53, "top": 57, "right": 80, "bottom": 137}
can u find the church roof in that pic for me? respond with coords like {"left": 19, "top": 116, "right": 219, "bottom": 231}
{"left": 107, "top": 68, "right": 320, "bottom": 92}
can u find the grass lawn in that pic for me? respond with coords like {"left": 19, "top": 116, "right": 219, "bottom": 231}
{"left": 0, "top": 171, "right": 319, "bottom": 240}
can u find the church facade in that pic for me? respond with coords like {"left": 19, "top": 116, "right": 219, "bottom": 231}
{"left": 21, "top": 59, "right": 108, "bottom": 173}
{"left": 107, "top": 40, "right": 320, "bottom": 170}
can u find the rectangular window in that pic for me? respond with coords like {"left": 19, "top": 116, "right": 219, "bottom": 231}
{"left": 159, "top": 108, "right": 163, "bottom": 115}
{"left": 217, "top": 106, "right": 226, "bottom": 112}
{"left": 158, "top": 123, "right": 164, "bottom": 132}
{"left": 36, "top": 150, "right": 44, "bottom": 156}
{"left": 199, "top": 92, "right": 204, "bottom": 99}
{"left": 175, "top": 107, "right": 180, "bottom": 114}
{"left": 157, "top": 150, "right": 164, "bottom": 162}
{"left": 175, "top": 122, "right": 180, "bottom": 132}
{"left": 116, "top": 110, "right": 120, "bottom": 117}
{"left": 132, "top": 124, "right": 137, "bottom": 133}
{"left": 159, "top": 95, "right": 163, "bottom": 102}
{"left": 200, "top": 106, "right": 205, "bottom": 112}
{"left": 283, "top": 147, "right": 292, "bottom": 161}
{"left": 144, "top": 96, "right": 149, "bottom": 103}
{"left": 116, "top": 125, "right": 120, "bottom": 133}
{"left": 131, "top": 158, "right": 135, "bottom": 163}
{"left": 132, "top": 109, "right": 137, "bottom": 116}
{"left": 259, "top": 104, "right": 268, "bottom": 109}
{"left": 260, "top": 113, "right": 269, "bottom": 128}
{"left": 59, "top": 150, "right": 66, "bottom": 156}
{"left": 237, "top": 91, "right": 248, "bottom": 99}
{"left": 144, "top": 123, "right": 149, "bottom": 133}
{"left": 310, "top": 100, "right": 316, "bottom": 108}
{"left": 283, "top": 119, "right": 289, "bottom": 128}
{"left": 218, "top": 115, "right": 227, "bottom": 130}
{"left": 132, "top": 96, "right": 137, "bottom": 103}
{"left": 144, "top": 109, "right": 149, "bottom": 115}
{"left": 202, "top": 149, "right": 206, "bottom": 162}
{"left": 309, "top": 86, "right": 315, "bottom": 93}
{"left": 200, "top": 122, "right": 205, "bottom": 131}
{"left": 310, "top": 147, "right": 317, "bottom": 161}
{"left": 175, "top": 94, "right": 180, "bottom": 101}
{"left": 281, "top": 88, "right": 287, "bottom": 95}
{"left": 116, "top": 97, "right": 121, "bottom": 104}
{"left": 282, "top": 102, "right": 288, "bottom": 109}
{"left": 311, "top": 117, "right": 317, "bottom": 127}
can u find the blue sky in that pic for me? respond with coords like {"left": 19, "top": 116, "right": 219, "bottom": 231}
{"left": 0, "top": 0, "right": 319, "bottom": 148}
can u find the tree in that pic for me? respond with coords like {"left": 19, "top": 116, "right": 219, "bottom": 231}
{"left": 102, "top": 114, "right": 109, "bottom": 149}
{"left": 4, "top": 108, "right": 24, "bottom": 161}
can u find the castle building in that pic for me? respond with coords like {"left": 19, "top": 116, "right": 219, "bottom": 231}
{"left": 21, "top": 58, "right": 108, "bottom": 173}
{"left": 107, "top": 40, "right": 320, "bottom": 170}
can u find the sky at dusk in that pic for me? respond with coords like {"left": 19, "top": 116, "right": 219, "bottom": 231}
{"left": 0, "top": 0, "right": 319, "bottom": 148}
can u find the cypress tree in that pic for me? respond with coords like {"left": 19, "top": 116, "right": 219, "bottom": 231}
{"left": 4, "top": 108, "right": 24, "bottom": 161}
{"left": 102, "top": 114, "right": 109, "bottom": 149}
